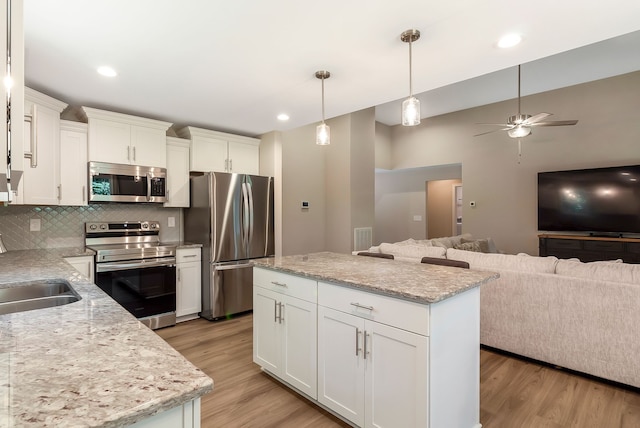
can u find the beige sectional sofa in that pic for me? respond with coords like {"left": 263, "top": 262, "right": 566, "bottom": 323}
{"left": 361, "top": 236, "right": 640, "bottom": 388}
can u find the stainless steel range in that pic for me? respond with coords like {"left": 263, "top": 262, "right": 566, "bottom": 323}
{"left": 85, "top": 221, "right": 177, "bottom": 329}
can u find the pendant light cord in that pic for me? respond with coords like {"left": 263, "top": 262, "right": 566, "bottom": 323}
{"left": 321, "top": 76, "right": 326, "bottom": 124}
{"left": 408, "top": 39, "right": 413, "bottom": 97}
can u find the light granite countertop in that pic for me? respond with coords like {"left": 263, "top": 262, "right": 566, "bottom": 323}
{"left": 253, "top": 252, "right": 499, "bottom": 304}
{"left": 0, "top": 249, "right": 213, "bottom": 427}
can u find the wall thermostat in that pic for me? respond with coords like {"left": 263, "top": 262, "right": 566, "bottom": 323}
{"left": 301, "top": 201, "right": 310, "bottom": 209}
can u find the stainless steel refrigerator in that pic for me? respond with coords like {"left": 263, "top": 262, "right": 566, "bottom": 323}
{"left": 185, "top": 172, "right": 274, "bottom": 320}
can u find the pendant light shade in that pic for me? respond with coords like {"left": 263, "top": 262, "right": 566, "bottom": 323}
{"left": 315, "top": 70, "right": 331, "bottom": 145}
{"left": 401, "top": 29, "right": 420, "bottom": 126}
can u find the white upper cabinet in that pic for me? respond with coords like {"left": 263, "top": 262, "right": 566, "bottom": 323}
{"left": 19, "top": 88, "right": 68, "bottom": 205}
{"left": 59, "top": 121, "right": 88, "bottom": 206}
{"left": 82, "top": 107, "right": 171, "bottom": 168}
{"left": 175, "top": 126, "right": 260, "bottom": 175}
{"left": 164, "top": 137, "right": 190, "bottom": 208}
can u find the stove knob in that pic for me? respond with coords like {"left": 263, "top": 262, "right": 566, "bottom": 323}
{"left": 89, "top": 224, "right": 97, "bottom": 230}
{"left": 142, "top": 223, "right": 149, "bottom": 229}
{"left": 99, "top": 224, "right": 107, "bottom": 230}
{"left": 151, "top": 223, "right": 158, "bottom": 229}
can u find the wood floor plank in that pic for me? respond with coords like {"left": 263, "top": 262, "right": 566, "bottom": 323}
{"left": 157, "top": 315, "right": 640, "bottom": 427}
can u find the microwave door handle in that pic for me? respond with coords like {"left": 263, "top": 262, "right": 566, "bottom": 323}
{"left": 146, "top": 172, "right": 152, "bottom": 202}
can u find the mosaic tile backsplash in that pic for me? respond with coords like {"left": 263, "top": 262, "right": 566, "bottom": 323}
{"left": 0, "top": 204, "right": 182, "bottom": 250}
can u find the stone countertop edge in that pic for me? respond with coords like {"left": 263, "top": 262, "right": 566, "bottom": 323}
{"left": 0, "top": 249, "right": 213, "bottom": 428}
{"left": 252, "top": 252, "right": 499, "bottom": 304}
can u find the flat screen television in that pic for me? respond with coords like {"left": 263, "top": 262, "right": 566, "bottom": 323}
{"left": 538, "top": 165, "right": 640, "bottom": 235}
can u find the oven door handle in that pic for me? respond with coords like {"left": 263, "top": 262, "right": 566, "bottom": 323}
{"left": 96, "top": 257, "right": 176, "bottom": 273}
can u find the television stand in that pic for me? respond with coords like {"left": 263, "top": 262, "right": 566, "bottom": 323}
{"left": 539, "top": 234, "right": 640, "bottom": 263}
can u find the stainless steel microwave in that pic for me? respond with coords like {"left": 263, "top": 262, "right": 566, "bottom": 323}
{"left": 89, "top": 162, "right": 167, "bottom": 203}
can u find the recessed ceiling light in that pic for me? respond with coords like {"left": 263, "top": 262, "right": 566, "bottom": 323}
{"left": 97, "top": 66, "right": 117, "bottom": 77}
{"left": 497, "top": 34, "right": 522, "bottom": 49}
{"left": 277, "top": 113, "right": 290, "bottom": 121}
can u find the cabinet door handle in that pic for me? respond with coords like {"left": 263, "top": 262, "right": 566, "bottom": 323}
{"left": 127, "top": 146, "right": 130, "bottom": 161}
{"left": 166, "top": 188, "right": 170, "bottom": 202}
{"left": 229, "top": 159, "right": 233, "bottom": 172}
{"left": 57, "top": 184, "right": 61, "bottom": 200}
{"left": 355, "top": 328, "right": 361, "bottom": 357}
{"left": 133, "top": 146, "right": 136, "bottom": 161}
{"left": 279, "top": 302, "right": 284, "bottom": 324}
{"left": 177, "top": 267, "right": 181, "bottom": 281}
{"left": 271, "top": 281, "right": 288, "bottom": 288}
{"left": 82, "top": 186, "right": 86, "bottom": 203}
{"left": 24, "top": 106, "right": 38, "bottom": 167}
{"left": 364, "top": 331, "right": 369, "bottom": 360}
{"left": 224, "top": 159, "right": 229, "bottom": 171}
{"left": 350, "top": 302, "right": 374, "bottom": 311}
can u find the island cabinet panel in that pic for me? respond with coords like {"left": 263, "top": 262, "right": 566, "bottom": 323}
{"left": 127, "top": 398, "right": 201, "bottom": 428}
{"left": 253, "top": 268, "right": 317, "bottom": 399}
{"left": 317, "top": 284, "right": 428, "bottom": 428}
{"left": 253, "top": 260, "right": 484, "bottom": 428}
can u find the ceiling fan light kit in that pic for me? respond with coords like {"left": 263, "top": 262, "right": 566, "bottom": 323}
{"left": 474, "top": 64, "right": 578, "bottom": 140}
{"left": 401, "top": 29, "right": 421, "bottom": 126}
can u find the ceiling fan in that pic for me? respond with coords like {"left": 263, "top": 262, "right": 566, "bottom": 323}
{"left": 474, "top": 64, "right": 579, "bottom": 139}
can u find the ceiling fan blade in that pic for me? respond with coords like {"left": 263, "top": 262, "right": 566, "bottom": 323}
{"left": 474, "top": 127, "right": 512, "bottom": 137}
{"left": 475, "top": 123, "right": 512, "bottom": 127}
{"left": 524, "top": 112, "right": 552, "bottom": 124}
{"left": 531, "top": 120, "right": 579, "bottom": 127}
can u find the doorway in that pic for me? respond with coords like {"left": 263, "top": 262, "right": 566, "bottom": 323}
{"left": 426, "top": 179, "right": 462, "bottom": 238}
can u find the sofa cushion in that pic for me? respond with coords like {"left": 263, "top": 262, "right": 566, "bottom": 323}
{"left": 446, "top": 248, "right": 558, "bottom": 274}
{"left": 429, "top": 233, "right": 473, "bottom": 249}
{"left": 555, "top": 259, "right": 640, "bottom": 285}
{"left": 379, "top": 243, "right": 446, "bottom": 260}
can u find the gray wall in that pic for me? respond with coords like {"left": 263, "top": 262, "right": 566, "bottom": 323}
{"left": 374, "top": 165, "right": 462, "bottom": 244}
{"left": 274, "top": 108, "right": 376, "bottom": 256}
{"left": 389, "top": 71, "right": 640, "bottom": 255}
{"left": 0, "top": 204, "right": 182, "bottom": 250}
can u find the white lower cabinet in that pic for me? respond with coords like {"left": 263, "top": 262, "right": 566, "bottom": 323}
{"left": 64, "top": 255, "right": 95, "bottom": 283}
{"left": 127, "top": 398, "right": 202, "bottom": 428}
{"left": 317, "top": 289, "right": 428, "bottom": 428}
{"left": 253, "top": 268, "right": 317, "bottom": 399}
{"left": 176, "top": 248, "right": 202, "bottom": 321}
{"left": 253, "top": 268, "right": 481, "bottom": 428}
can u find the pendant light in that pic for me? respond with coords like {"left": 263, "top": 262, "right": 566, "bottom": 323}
{"left": 401, "top": 29, "right": 420, "bottom": 126}
{"left": 315, "top": 70, "right": 331, "bottom": 145}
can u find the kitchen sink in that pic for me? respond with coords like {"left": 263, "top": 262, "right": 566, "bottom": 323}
{"left": 0, "top": 280, "right": 82, "bottom": 315}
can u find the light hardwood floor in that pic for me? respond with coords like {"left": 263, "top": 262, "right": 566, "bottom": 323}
{"left": 157, "top": 315, "right": 640, "bottom": 428}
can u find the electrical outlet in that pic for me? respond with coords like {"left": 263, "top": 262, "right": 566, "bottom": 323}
{"left": 168, "top": 217, "right": 175, "bottom": 228}
{"left": 30, "top": 218, "right": 41, "bottom": 232}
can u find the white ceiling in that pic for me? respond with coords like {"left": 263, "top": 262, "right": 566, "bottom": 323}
{"left": 24, "top": 0, "right": 640, "bottom": 138}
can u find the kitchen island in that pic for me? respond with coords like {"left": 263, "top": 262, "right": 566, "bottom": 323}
{"left": 252, "top": 252, "right": 498, "bottom": 428}
{"left": 0, "top": 249, "right": 213, "bottom": 427}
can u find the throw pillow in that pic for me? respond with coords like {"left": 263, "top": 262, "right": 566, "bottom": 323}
{"left": 454, "top": 240, "right": 483, "bottom": 252}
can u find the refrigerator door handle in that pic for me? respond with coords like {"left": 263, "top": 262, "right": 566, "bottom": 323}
{"left": 241, "top": 182, "right": 250, "bottom": 252}
{"left": 246, "top": 182, "right": 254, "bottom": 248}
{"left": 214, "top": 262, "right": 253, "bottom": 271}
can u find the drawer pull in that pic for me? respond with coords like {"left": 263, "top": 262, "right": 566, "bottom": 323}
{"left": 182, "top": 254, "right": 198, "bottom": 258}
{"left": 271, "top": 281, "right": 288, "bottom": 288}
{"left": 350, "top": 302, "right": 374, "bottom": 311}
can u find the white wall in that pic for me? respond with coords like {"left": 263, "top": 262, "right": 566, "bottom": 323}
{"left": 389, "top": 71, "right": 640, "bottom": 255}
